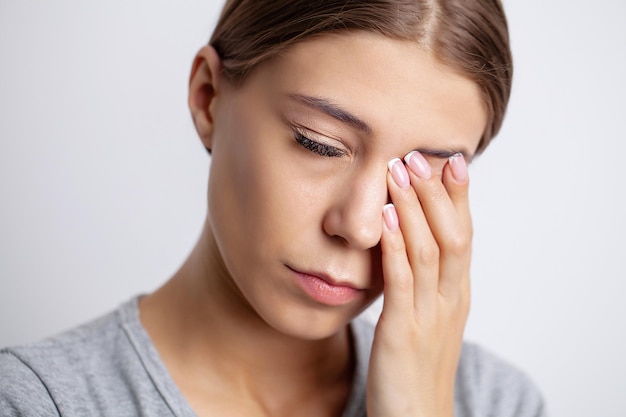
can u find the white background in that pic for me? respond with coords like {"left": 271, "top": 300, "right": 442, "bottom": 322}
{"left": 1, "top": 1, "right": 625, "bottom": 416}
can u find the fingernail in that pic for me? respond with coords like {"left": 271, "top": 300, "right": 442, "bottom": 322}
{"left": 383, "top": 203, "right": 399, "bottom": 231}
{"left": 449, "top": 153, "right": 468, "bottom": 182}
{"left": 387, "top": 158, "right": 410, "bottom": 190}
{"left": 404, "top": 151, "right": 432, "bottom": 179}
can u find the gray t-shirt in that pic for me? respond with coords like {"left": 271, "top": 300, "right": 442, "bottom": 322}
{"left": 0, "top": 297, "right": 546, "bottom": 416}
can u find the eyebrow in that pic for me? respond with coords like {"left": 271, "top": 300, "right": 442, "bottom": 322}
{"left": 288, "top": 93, "right": 474, "bottom": 160}
{"left": 287, "top": 93, "right": 373, "bottom": 135}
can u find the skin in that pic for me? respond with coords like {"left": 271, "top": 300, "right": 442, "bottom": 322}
{"left": 140, "top": 31, "right": 486, "bottom": 417}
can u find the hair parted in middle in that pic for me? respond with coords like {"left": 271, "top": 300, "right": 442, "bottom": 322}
{"left": 209, "top": 0, "right": 513, "bottom": 154}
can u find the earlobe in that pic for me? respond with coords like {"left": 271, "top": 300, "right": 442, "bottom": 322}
{"left": 188, "top": 45, "right": 223, "bottom": 153}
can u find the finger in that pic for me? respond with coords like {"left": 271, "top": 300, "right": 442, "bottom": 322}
{"left": 404, "top": 152, "right": 472, "bottom": 298}
{"left": 442, "top": 154, "right": 472, "bottom": 228}
{"left": 379, "top": 203, "right": 414, "bottom": 319}
{"left": 386, "top": 161, "right": 439, "bottom": 311}
{"left": 438, "top": 154, "right": 473, "bottom": 299}
{"left": 404, "top": 152, "right": 467, "bottom": 247}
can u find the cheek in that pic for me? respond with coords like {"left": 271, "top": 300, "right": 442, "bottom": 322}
{"left": 206, "top": 111, "right": 278, "bottom": 275}
{"left": 208, "top": 122, "right": 333, "bottom": 263}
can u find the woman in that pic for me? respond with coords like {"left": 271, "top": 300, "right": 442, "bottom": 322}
{"left": 0, "top": 0, "right": 545, "bottom": 416}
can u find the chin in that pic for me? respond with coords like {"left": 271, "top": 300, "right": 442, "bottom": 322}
{"left": 268, "top": 314, "right": 352, "bottom": 341}
{"left": 252, "top": 294, "right": 376, "bottom": 341}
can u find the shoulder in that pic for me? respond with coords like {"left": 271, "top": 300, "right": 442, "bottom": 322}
{"left": 455, "top": 342, "right": 547, "bottom": 417}
{"left": 0, "top": 350, "right": 59, "bottom": 416}
{"left": 4, "top": 303, "right": 126, "bottom": 382}
{"left": 0, "top": 297, "right": 154, "bottom": 416}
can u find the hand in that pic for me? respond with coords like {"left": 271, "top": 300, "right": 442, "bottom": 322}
{"left": 366, "top": 151, "right": 472, "bottom": 417}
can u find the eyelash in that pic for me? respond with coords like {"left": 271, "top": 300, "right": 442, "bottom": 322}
{"left": 292, "top": 130, "right": 463, "bottom": 163}
{"left": 293, "top": 131, "right": 345, "bottom": 158}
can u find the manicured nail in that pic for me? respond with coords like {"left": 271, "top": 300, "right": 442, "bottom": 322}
{"left": 387, "top": 158, "right": 410, "bottom": 190}
{"left": 404, "top": 151, "right": 432, "bottom": 179}
{"left": 383, "top": 203, "right": 399, "bottom": 231}
{"left": 449, "top": 153, "right": 468, "bottom": 182}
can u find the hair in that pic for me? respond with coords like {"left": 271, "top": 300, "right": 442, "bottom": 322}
{"left": 209, "top": 0, "right": 513, "bottom": 155}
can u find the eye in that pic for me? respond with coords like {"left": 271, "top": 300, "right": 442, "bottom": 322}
{"left": 293, "top": 130, "right": 346, "bottom": 158}
{"left": 418, "top": 150, "right": 468, "bottom": 176}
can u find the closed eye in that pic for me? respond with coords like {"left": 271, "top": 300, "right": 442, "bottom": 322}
{"left": 293, "top": 130, "right": 346, "bottom": 158}
{"left": 418, "top": 148, "right": 469, "bottom": 161}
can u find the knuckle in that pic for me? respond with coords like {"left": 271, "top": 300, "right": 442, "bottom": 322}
{"left": 444, "top": 233, "right": 471, "bottom": 256}
{"left": 415, "top": 242, "right": 439, "bottom": 264}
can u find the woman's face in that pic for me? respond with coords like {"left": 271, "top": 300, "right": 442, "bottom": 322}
{"left": 203, "top": 32, "right": 486, "bottom": 339}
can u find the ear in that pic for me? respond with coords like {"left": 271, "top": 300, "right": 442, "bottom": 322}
{"left": 188, "top": 45, "right": 223, "bottom": 153}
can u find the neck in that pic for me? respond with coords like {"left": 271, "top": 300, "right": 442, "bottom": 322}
{"left": 140, "top": 221, "right": 355, "bottom": 415}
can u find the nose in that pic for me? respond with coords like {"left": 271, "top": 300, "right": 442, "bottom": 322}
{"left": 322, "top": 166, "right": 388, "bottom": 250}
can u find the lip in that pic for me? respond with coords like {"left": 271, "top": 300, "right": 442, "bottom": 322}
{"left": 288, "top": 266, "right": 362, "bottom": 306}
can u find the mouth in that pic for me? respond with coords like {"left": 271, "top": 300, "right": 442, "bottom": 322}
{"left": 287, "top": 265, "right": 363, "bottom": 306}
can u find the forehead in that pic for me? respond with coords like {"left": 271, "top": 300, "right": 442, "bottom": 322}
{"left": 236, "top": 31, "right": 487, "bottom": 156}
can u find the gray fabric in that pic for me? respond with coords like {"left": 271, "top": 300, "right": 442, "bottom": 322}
{"left": 0, "top": 297, "right": 546, "bottom": 416}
